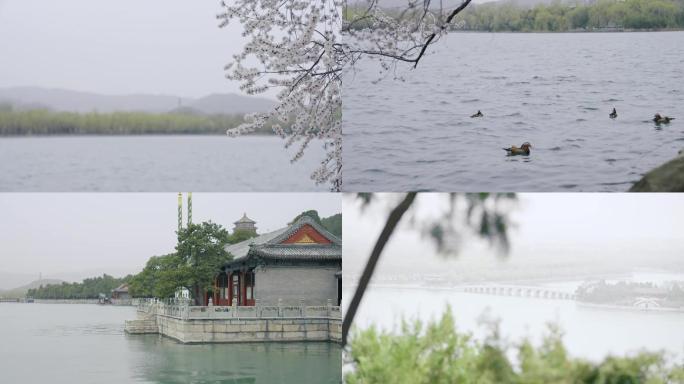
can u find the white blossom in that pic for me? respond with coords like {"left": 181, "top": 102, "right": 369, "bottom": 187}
{"left": 219, "top": 0, "right": 472, "bottom": 191}
{"left": 219, "top": 0, "right": 344, "bottom": 191}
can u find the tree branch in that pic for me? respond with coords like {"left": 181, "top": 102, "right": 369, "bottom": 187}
{"left": 342, "top": 192, "right": 417, "bottom": 345}
{"left": 413, "top": 0, "right": 473, "bottom": 68}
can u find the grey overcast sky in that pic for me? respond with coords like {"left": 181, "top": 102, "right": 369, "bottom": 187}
{"left": 0, "top": 0, "right": 498, "bottom": 97}
{"left": 344, "top": 193, "right": 684, "bottom": 275}
{"left": 0, "top": 193, "right": 340, "bottom": 282}
{"left": 0, "top": 0, "right": 245, "bottom": 98}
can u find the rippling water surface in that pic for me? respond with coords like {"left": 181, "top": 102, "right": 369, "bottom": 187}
{"left": 0, "top": 136, "right": 326, "bottom": 191}
{"left": 0, "top": 304, "right": 341, "bottom": 383}
{"left": 343, "top": 32, "right": 684, "bottom": 191}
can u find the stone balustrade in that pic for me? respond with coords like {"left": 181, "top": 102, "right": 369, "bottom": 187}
{"left": 128, "top": 298, "right": 342, "bottom": 344}
{"left": 136, "top": 298, "right": 342, "bottom": 321}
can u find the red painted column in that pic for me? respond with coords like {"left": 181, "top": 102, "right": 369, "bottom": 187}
{"left": 240, "top": 271, "right": 246, "bottom": 305}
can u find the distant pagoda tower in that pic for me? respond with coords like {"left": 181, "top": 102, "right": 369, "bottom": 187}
{"left": 234, "top": 213, "right": 257, "bottom": 234}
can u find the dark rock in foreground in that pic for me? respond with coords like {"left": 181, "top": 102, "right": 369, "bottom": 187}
{"left": 630, "top": 152, "right": 684, "bottom": 192}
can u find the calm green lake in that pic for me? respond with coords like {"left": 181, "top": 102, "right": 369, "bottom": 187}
{"left": 0, "top": 303, "right": 341, "bottom": 383}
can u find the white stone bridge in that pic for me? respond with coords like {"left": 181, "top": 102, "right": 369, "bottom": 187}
{"left": 460, "top": 285, "right": 576, "bottom": 300}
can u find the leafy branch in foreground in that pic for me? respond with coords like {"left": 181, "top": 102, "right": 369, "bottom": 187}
{"left": 343, "top": 192, "right": 516, "bottom": 344}
{"left": 346, "top": 307, "right": 684, "bottom": 384}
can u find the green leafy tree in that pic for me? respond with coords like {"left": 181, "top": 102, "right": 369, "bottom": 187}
{"left": 228, "top": 229, "right": 258, "bottom": 244}
{"left": 291, "top": 210, "right": 323, "bottom": 225}
{"left": 128, "top": 254, "right": 181, "bottom": 298}
{"left": 129, "top": 222, "right": 232, "bottom": 302}
{"left": 175, "top": 221, "right": 232, "bottom": 305}
{"left": 321, "top": 213, "right": 342, "bottom": 238}
{"left": 289, "top": 210, "right": 342, "bottom": 237}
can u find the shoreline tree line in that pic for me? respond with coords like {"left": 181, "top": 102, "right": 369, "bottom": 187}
{"left": 576, "top": 280, "right": 684, "bottom": 307}
{"left": 345, "top": 0, "right": 684, "bottom": 32}
{"left": 0, "top": 104, "right": 287, "bottom": 136}
{"left": 26, "top": 274, "right": 132, "bottom": 300}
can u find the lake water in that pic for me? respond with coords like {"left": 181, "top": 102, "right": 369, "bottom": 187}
{"left": 0, "top": 136, "right": 327, "bottom": 191}
{"left": 344, "top": 274, "right": 684, "bottom": 362}
{"left": 343, "top": 32, "right": 684, "bottom": 192}
{"left": 0, "top": 304, "right": 341, "bottom": 383}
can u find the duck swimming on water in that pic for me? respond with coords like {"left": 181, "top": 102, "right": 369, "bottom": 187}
{"left": 609, "top": 108, "right": 617, "bottom": 119}
{"left": 470, "top": 110, "right": 483, "bottom": 118}
{"left": 503, "top": 142, "right": 532, "bottom": 156}
{"left": 654, "top": 113, "right": 675, "bottom": 124}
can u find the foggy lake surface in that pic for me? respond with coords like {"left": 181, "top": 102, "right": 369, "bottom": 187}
{"left": 344, "top": 271, "right": 684, "bottom": 362}
{"left": 0, "top": 136, "right": 326, "bottom": 191}
{"left": 0, "top": 304, "right": 341, "bottom": 384}
{"left": 343, "top": 32, "right": 684, "bottom": 192}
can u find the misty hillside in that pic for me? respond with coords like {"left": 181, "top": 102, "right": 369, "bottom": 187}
{"left": 0, "top": 87, "right": 276, "bottom": 115}
{"left": 189, "top": 94, "right": 276, "bottom": 115}
{"left": 0, "top": 271, "right": 40, "bottom": 290}
{"left": 0, "top": 278, "right": 64, "bottom": 299}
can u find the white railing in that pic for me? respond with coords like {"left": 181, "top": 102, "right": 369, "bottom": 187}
{"left": 137, "top": 298, "right": 342, "bottom": 321}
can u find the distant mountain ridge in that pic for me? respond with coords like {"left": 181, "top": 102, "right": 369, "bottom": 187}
{"left": 0, "top": 278, "right": 65, "bottom": 299}
{"left": 190, "top": 93, "right": 276, "bottom": 115}
{"left": 0, "top": 86, "right": 276, "bottom": 115}
{"left": 0, "top": 271, "right": 40, "bottom": 290}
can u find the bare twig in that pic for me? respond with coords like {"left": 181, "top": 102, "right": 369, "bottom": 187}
{"left": 412, "top": 0, "right": 472, "bottom": 68}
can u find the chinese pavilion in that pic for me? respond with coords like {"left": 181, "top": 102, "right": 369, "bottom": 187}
{"left": 233, "top": 213, "right": 257, "bottom": 234}
{"left": 210, "top": 215, "right": 342, "bottom": 307}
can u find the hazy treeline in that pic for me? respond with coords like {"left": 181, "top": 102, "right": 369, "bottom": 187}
{"left": 0, "top": 104, "right": 281, "bottom": 136}
{"left": 460, "top": 0, "right": 684, "bottom": 32}
{"left": 290, "top": 210, "right": 342, "bottom": 238}
{"left": 576, "top": 280, "right": 684, "bottom": 307}
{"left": 26, "top": 274, "right": 132, "bottom": 300}
{"left": 345, "top": 0, "right": 684, "bottom": 32}
{"left": 321, "top": 214, "right": 342, "bottom": 238}
{"left": 347, "top": 308, "right": 684, "bottom": 383}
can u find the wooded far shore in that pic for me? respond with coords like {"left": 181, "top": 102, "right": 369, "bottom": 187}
{"left": 344, "top": 0, "right": 684, "bottom": 33}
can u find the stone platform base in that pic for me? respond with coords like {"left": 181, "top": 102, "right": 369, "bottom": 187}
{"left": 124, "top": 319, "right": 158, "bottom": 334}
{"left": 125, "top": 313, "right": 341, "bottom": 344}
